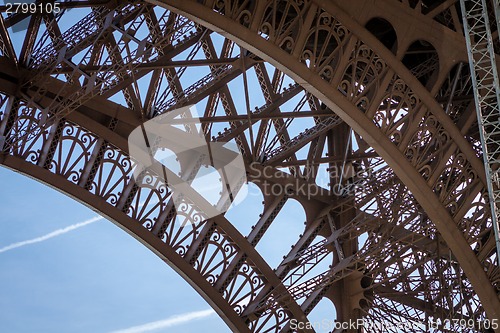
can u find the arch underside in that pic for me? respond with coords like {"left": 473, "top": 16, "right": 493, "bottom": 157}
{"left": 0, "top": 0, "right": 499, "bottom": 332}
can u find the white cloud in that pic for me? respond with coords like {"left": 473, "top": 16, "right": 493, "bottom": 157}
{"left": 0, "top": 216, "right": 103, "bottom": 254}
{"left": 108, "top": 309, "right": 216, "bottom": 333}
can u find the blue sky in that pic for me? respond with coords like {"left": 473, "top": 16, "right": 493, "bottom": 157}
{"left": 0, "top": 166, "right": 233, "bottom": 333}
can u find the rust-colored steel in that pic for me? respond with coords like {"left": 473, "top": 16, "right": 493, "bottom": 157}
{"left": 0, "top": 0, "right": 499, "bottom": 332}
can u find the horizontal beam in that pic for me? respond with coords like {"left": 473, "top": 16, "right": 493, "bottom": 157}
{"left": 165, "top": 110, "right": 336, "bottom": 124}
{"left": 272, "top": 152, "right": 380, "bottom": 167}
{"left": 53, "top": 57, "right": 254, "bottom": 73}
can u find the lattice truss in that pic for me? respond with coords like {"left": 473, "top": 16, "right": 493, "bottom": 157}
{"left": 0, "top": 0, "right": 498, "bottom": 332}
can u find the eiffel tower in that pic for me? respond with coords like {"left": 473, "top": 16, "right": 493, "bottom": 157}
{"left": 0, "top": 1, "right": 499, "bottom": 332}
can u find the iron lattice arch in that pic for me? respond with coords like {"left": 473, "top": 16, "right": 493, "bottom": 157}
{"left": 0, "top": 0, "right": 499, "bottom": 332}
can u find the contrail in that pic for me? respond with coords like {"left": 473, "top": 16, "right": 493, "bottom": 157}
{"left": 0, "top": 200, "right": 158, "bottom": 254}
{"left": 0, "top": 215, "right": 103, "bottom": 254}
{"left": 108, "top": 309, "right": 216, "bottom": 333}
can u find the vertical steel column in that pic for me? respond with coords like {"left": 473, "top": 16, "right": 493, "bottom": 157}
{"left": 460, "top": 0, "right": 500, "bottom": 265}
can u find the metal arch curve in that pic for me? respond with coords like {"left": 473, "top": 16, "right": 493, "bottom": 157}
{"left": 149, "top": 0, "right": 500, "bottom": 323}
{"left": 0, "top": 145, "right": 257, "bottom": 333}
{"left": 0, "top": 78, "right": 327, "bottom": 332}
{"left": 0, "top": 124, "right": 312, "bottom": 333}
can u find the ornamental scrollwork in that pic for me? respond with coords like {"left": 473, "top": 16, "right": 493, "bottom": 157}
{"left": 87, "top": 145, "right": 133, "bottom": 206}
{"left": 194, "top": 229, "right": 238, "bottom": 284}
{"left": 300, "top": 9, "right": 348, "bottom": 72}
{"left": 47, "top": 123, "right": 98, "bottom": 184}
{"left": 223, "top": 260, "right": 265, "bottom": 315}
{"left": 339, "top": 42, "right": 387, "bottom": 113}
{"left": 404, "top": 112, "right": 450, "bottom": 179}
{"left": 260, "top": 0, "right": 308, "bottom": 52}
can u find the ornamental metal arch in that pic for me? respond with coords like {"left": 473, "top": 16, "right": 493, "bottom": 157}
{"left": 0, "top": 1, "right": 499, "bottom": 332}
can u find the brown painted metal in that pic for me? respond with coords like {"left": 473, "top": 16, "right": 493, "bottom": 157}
{"left": 0, "top": 0, "right": 499, "bottom": 332}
